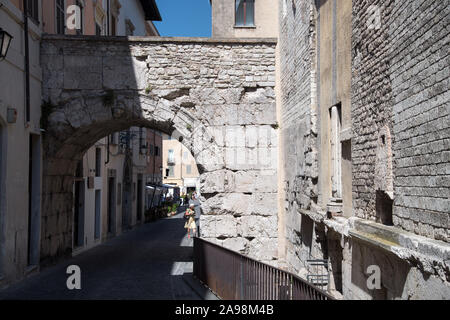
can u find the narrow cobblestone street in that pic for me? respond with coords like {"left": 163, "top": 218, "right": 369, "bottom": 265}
{"left": 0, "top": 206, "right": 201, "bottom": 300}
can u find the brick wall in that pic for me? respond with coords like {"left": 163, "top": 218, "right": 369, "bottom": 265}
{"left": 390, "top": 0, "right": 449, "bottom": 242}
{"left": 352, "top": 0, "right": 449, "bottom": 242}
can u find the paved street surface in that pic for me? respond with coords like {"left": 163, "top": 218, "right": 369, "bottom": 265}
{"left": 0, "top": 206, "right": 202, "bottom": 300}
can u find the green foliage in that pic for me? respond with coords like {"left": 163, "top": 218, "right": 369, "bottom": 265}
{"left": 145, "top": 86, "right": 151, "bottom": 94}
{"left": 186, "top": 124, "right": 193, "bottom": 132}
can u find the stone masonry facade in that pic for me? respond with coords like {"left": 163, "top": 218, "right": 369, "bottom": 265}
{"left": 279, "top": 0, "right": 449, "bottom": 299}
{"left": 40, "top": 35, "right": 279, "bottom": 265}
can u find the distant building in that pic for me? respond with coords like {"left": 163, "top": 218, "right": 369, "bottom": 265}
{"left": 210, "top": 0, "right": 278, "bottom": 38}
{"left": 162, "top": 134, "right": 200, "bottom": 197}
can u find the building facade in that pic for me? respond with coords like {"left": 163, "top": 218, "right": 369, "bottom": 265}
{"left": 0, "top": 0, "right": 162, "bottom": 287}
{"left": 162, "top": 133, "right": 200, "bottom": 196}
{"left": 278, "top": 0, "right": 449, "bottom": 299}
{"left": 211, "top": 0, "right": 278, "bottom": 38}
{"left": 0, "top": 0, "right": 44, "bottom": 287}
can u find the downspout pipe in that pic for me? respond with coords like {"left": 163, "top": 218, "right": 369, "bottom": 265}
{"left": 105, "top": 135, "right": 110, "bottom": 165}
{"left": 23, "top": 0, "right": 30, "bottom": 123}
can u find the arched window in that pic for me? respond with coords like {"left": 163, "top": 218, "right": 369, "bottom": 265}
{"left": 235, "top": 0, "right": 255, "bottom": 27}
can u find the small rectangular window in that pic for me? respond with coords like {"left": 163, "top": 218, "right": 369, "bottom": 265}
{"left": 155, "top": 146, "right": 159, "bottom": 157}
{"left": 235, "top": 0, "right": 255, "bottom": 27}
{"left": 168, "top": 149, "right": 175, "bottom": 164}
{"left": 168, "top": 165, "right": 175, "bottom": 177}
{"left": 27, "top": 0, "right": 39, "bottom": 23}
{"left": 186, "top": 165, "right": 192, "bottom": 175}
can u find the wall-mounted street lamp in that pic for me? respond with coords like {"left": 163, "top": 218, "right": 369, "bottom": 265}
{"left": 0, "top": 28, "right": 13, "bottom": 61}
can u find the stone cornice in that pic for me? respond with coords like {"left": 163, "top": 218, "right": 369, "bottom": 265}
{"left": 41, "top": 34, "right": 278, "bottom": 45}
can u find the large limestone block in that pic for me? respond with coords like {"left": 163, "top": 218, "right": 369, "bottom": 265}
{"left": 63, "top": 55, "right": 102, "bottom": 90}
{"left": 238, "top": 216, "right": 278, "bottom": 238}
{"left": 223, "top": 237, "right": 248, "bottom": 253}
{"left": 249, "top": 193, "right": 278, "bottom": 216}
{"left": 103, "top": 56, "right": 147, "bottom": 90}
{"left": 247, "top": 237, "right": 278, "bottom": 261}
{"left": 215, "top": 215, "right": 238, "bottom": 238}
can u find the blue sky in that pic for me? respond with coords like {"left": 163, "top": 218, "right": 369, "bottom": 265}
{"left": 154, "top": 0, "right": 212, "bottom": 37}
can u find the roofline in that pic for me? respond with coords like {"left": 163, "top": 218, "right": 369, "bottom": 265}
{"left": 139, "top": 0, "right": 162, "bottom": 21}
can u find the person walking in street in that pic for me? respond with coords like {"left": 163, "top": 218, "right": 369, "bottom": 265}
{"left": 184, "top": 203, "right": 196, "bottom": 239}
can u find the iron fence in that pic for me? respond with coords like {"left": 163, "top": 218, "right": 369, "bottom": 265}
{"left": 193, "top": 237, "right": 334, "bottom": 300}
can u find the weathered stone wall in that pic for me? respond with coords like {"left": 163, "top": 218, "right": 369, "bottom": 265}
{"left": 279, "top": 0, "right": 450, "bottom": 299}
{"left": 351, "top": 0, "right": 395, "bottom": 222}
{"left": 40, "top": 35, "right": 279, "bottom": 264}
{"left": 278, "top": 0, "right": 320, "bottom": 273}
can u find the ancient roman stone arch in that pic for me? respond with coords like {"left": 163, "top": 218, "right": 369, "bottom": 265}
{"left": 40, "top": 35, "right": 279, "bottom": 264}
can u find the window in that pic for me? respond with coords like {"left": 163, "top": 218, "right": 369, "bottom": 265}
{"left": 56, "top": 0, "right": 65, "bottom": 34}
{"left": 183, "top": 151, "right": 189, "bottom": 160}
{"left": 235, "top": 0, "right": 255, "bottom": 27}
{"left": 109, "top": 133, "right": 117, "bottom": 145}
{"left": 95, "top": 148, "right": 101, "bottom": 177}
{"left": 168, "top": 149, "right": 175, "bottom": 164}
{"left": 168, "top": 165, "right": 175, "bottom": 177}
{"left": 154, "top": 146, "right": 159, "bottom": 157}
{"left": 186, "top": 165, "right": 192, "bottom": 175}
{"left": 139, "top": 128, "right": 143, "bottom": 154}
{"left": 76, "top": 0, "right": 84, "bottom": 35}
{"left": 330, "top": 104, "right": 342, "bottom": 199}
{"left": 26, "top": 0, "right": 39, "bottom": 23}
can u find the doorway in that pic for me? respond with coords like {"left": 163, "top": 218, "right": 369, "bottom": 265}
{"left": 94, "top": 190, "right": 101, "bottom": 240}
{"left": 122, "top": 159, "right": 132, "bottom": 230}
{"left": 73, "top": 161, "right": 85, "bottom": 248}
{"left": 107, "top": 177, "right": 116, "bottom": 235}
{"left": 27, "top": 134, "right": 41, "bottom": 267}
{"left": 136, "top": 175, "right": 143, "bottom": 223}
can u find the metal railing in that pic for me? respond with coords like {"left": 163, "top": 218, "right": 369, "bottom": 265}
{"left": 193, "top": 237, "right": 334, "bottom": 300}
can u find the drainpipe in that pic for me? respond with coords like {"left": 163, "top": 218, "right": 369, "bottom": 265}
{"left": 149, "top": 130, "right": 157, "bottom": 208}
{"left": 105, "top": 135, "right": 110, "bottom": 165}
{"left": 107, "top": 0, "right": 110, "bottom": 35}
{"left": 23, "top": 0, "right": 30, "bottom": 123}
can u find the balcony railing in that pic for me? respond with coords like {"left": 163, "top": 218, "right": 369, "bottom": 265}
{"left": 193, "top": 237, "right": 334, "bottom": 300}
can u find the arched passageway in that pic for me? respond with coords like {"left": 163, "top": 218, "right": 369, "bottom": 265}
{"left": 40, "top": 35, "right": 279, "bottom": 265}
